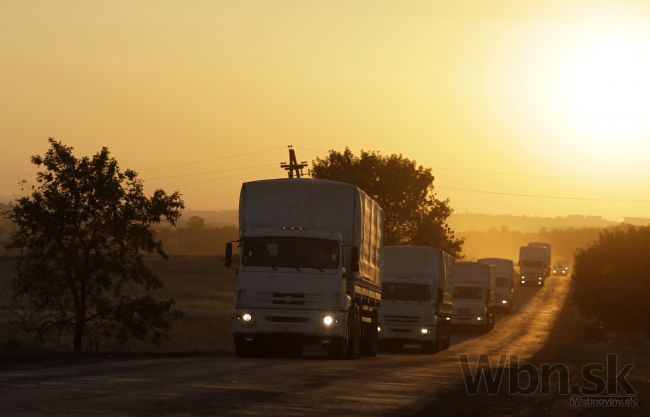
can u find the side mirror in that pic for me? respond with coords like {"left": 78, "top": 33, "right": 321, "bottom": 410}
{"left": 350, "top": 246, "right": 360, "bottom": 272}
{"left": 224, "top": 242, "right": 233, "bottom": 268}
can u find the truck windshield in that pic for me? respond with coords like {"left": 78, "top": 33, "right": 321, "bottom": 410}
{"left": 521, "top": 260, "right": 543, "bottom": 268}
{"left": 496, "top": 278, "right": 511, "bottom": 287}
{"left": 382, "top": 283, "right": 431, "bottom": 302}
{"left": 242, "top": 237, "right": 339, "bottom": 269}
{"left": 453, "top": 287, "right": 484, "bottom": 299}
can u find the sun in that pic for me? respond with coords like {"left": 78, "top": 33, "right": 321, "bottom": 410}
{"left": 561, "top": 37, "right": 650, "bottom": 138}
{"left": 531, "top": 19, "right": 650, "bottom": 165}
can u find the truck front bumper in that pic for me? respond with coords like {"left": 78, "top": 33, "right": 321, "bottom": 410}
{"left": 451, "top": 315, "right": 486, "bottom": 326}
{"left": 232, "top": 308, "right": 348, "bottom": 339}
{"left": 377, "top": 323, "right": 436, "bottom": 343}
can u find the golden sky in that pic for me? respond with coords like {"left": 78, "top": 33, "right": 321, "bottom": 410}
{"left": 2, "top": 1, "right": 650, "bottom": 219}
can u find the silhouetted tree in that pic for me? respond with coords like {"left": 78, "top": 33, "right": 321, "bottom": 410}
{"left": 6, "top": 139, "right": 184, "bottom": 352}
{"left": 186, "top": 215, "right": 206, "bottom": 229}
{"left": 312, "top": 148, "right": 463, "bottom": 256}
{"left": 573, "top": 226, "right": 650, "bottom": 335}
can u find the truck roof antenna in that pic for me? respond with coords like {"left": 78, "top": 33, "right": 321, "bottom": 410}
{"left": 280, "top": 145, "right": 308, "bottom": 178}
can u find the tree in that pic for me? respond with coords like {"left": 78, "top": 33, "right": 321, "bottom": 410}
{"left": 572, "top": 226, "right": 650, "bottom": 335}
{"left": 6, "top": 139, "right": 184, "bottom": 352}
{"left": 312, "top": 148, "right": 463, "bottom": 256}
{"left": 186, "top": 215, "right": 206, "bottom": 229}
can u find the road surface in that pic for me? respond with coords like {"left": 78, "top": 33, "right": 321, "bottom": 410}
{"left": 0, "top": 277, "right": 569, "bottom": 417}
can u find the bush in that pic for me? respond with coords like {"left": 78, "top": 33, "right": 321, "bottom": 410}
{"left": 573, "top": 226, "right": 650, "bottom": 335}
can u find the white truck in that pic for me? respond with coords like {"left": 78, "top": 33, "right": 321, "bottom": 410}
{"left": 519, "top": 245, "right": 548, "bottom": 286}
{"left": 451, "top": 262, "right": 496, "bottom": 332}
{"left": 378, "top": 246, "right": 454, "bottom": 353}
{"left": 478, "top": 258, "right": 515, "bottom": 312}
{"left": 225, "top": 178, "right": 383, "bottom": 359}
{"left": 528, "top": 242, "right": 552, "bottom": 277}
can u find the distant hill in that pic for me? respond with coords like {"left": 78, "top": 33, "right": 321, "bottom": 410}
{"left": 181, "top": 210, "right": 238, "bottom": 226}
{"left": 179, "top": 209, "right": 650, "bottom": 232}
{"left": 447, "top": 212, "right": 628, "bottom": 233}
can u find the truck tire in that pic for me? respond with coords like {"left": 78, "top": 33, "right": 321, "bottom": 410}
{"left": 361, "top": 316, "right": 378, "bottom": 357}
{"left": 345, "top": 305, "right": 361, "bottom": 359}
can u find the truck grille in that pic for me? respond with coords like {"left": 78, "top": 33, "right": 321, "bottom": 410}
{"left": 455, "top": 308, "right": 471, "bottom": 314}
{"left": 266, "top": 316, "right": 309, "bottom": 323}
{"left": 383, "top": 315, "right": 419, "bottom": 323}
{"left": 271, "top": 293, "right": 305, "bottom": 305}
{"left": 389, "top": 328, "right": 411, "bottom": 333}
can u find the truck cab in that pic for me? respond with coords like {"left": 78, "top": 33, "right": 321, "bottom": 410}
{"left": 451, "top": 262, "right": 496, "bottom": 332}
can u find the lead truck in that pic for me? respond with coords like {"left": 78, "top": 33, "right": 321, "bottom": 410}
{"left": 225, "top": 178, "right": 383, "bottom": 359}
{"left": 378, "top": 246, "right": 454, "bottom": 353}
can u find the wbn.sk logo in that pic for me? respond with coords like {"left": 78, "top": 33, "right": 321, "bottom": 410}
{"left": 458, "top": 353, "right": 637, "bottom": 407}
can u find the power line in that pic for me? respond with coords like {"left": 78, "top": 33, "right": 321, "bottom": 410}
{"left": 438, "top": 185, "right": 650, "bottom": 203}
{"left": 140, "top": 146, "right": 286, "bottom": 170}
{"left": 146, "top": 162, "right": 278, "bottom": 180}
{"left": 432, "top": 165, "right": 650, "bottom": 182}
{"left": 166, "top": 167, "right": 280, "bottom": 188}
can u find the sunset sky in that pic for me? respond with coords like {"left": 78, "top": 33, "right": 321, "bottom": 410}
{"left": 2, "top": 1, "right": 650, "bottom": 220}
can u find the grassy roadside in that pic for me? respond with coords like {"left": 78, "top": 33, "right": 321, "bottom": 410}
{"left": 0, "top": 256, "right": 237, "bottom": 355}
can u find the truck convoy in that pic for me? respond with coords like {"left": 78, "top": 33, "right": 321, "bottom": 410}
{"left": 378, "top": 246, "right": 454, "bottom": 353}
{"left": 225, "top": 178, "right": 383, "bottom": 359}
{"left": 477, "top": 258, "right": 514, "bottom": 312}
{"left": 451, "top": 262, "right": 496, "bottom": 332}
{"left": 518, "top": 245, "right": 548, "bottom": 286}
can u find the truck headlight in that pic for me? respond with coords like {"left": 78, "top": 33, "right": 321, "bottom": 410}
{"left": 377, "top": 326, "right": 381, "bottom": 332}
{"left": 420, "top": 328, "right": 429, "bottom": 335}
{"left": 538, "top": 277, "right": 542, "bottom": 280}
{"left": 501, "top": 299, "right": 508, "bottom": 304}
{"left": 521, "top": 280, "right": 525, "bottom": 284}
{"left": 323, "top": 315, "right": 334, "bottom": 326}
{"left": 476, "top": 316, "right": 483, "bottom": 321}
{"left": 242, "top": 313, "right": 252, "bottom": 322}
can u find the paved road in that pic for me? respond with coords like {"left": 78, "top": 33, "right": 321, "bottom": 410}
{"left": 0, "top": 278, "right": 569, "bottom": 417}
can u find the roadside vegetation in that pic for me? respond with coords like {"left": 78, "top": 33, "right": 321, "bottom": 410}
{"left": 573, "top": 225, "right": 650, "bottom": 336}
{"left": 2, "top": 139, "right": 184, "bottom": 352}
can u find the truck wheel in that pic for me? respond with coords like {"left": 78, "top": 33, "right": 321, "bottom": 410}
{"left": 234, "top": 334, "right": 255, "bottom": 358}
{"left": 361, "top": 311, "right": 378, "bottom": 357}
{"left": 345, "top": 305, "right": 361, "bottom": 359}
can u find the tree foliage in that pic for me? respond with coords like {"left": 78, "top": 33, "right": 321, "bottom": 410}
{"left": 312, "top": 148, "right": 463, "bottom": 256}
{"left": 6, "top": 139, "right": 185, "bottom": 352}
{"left": 573, "top": 226, "right": 650, "bottom": 334}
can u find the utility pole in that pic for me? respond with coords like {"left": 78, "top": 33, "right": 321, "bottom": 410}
{"left": 280, "top": 145, "right": 308, "bottom": 178}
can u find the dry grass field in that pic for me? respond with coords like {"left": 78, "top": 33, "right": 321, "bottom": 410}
{"left": 0, "top": 256, "right": 238, "bottom": 354}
